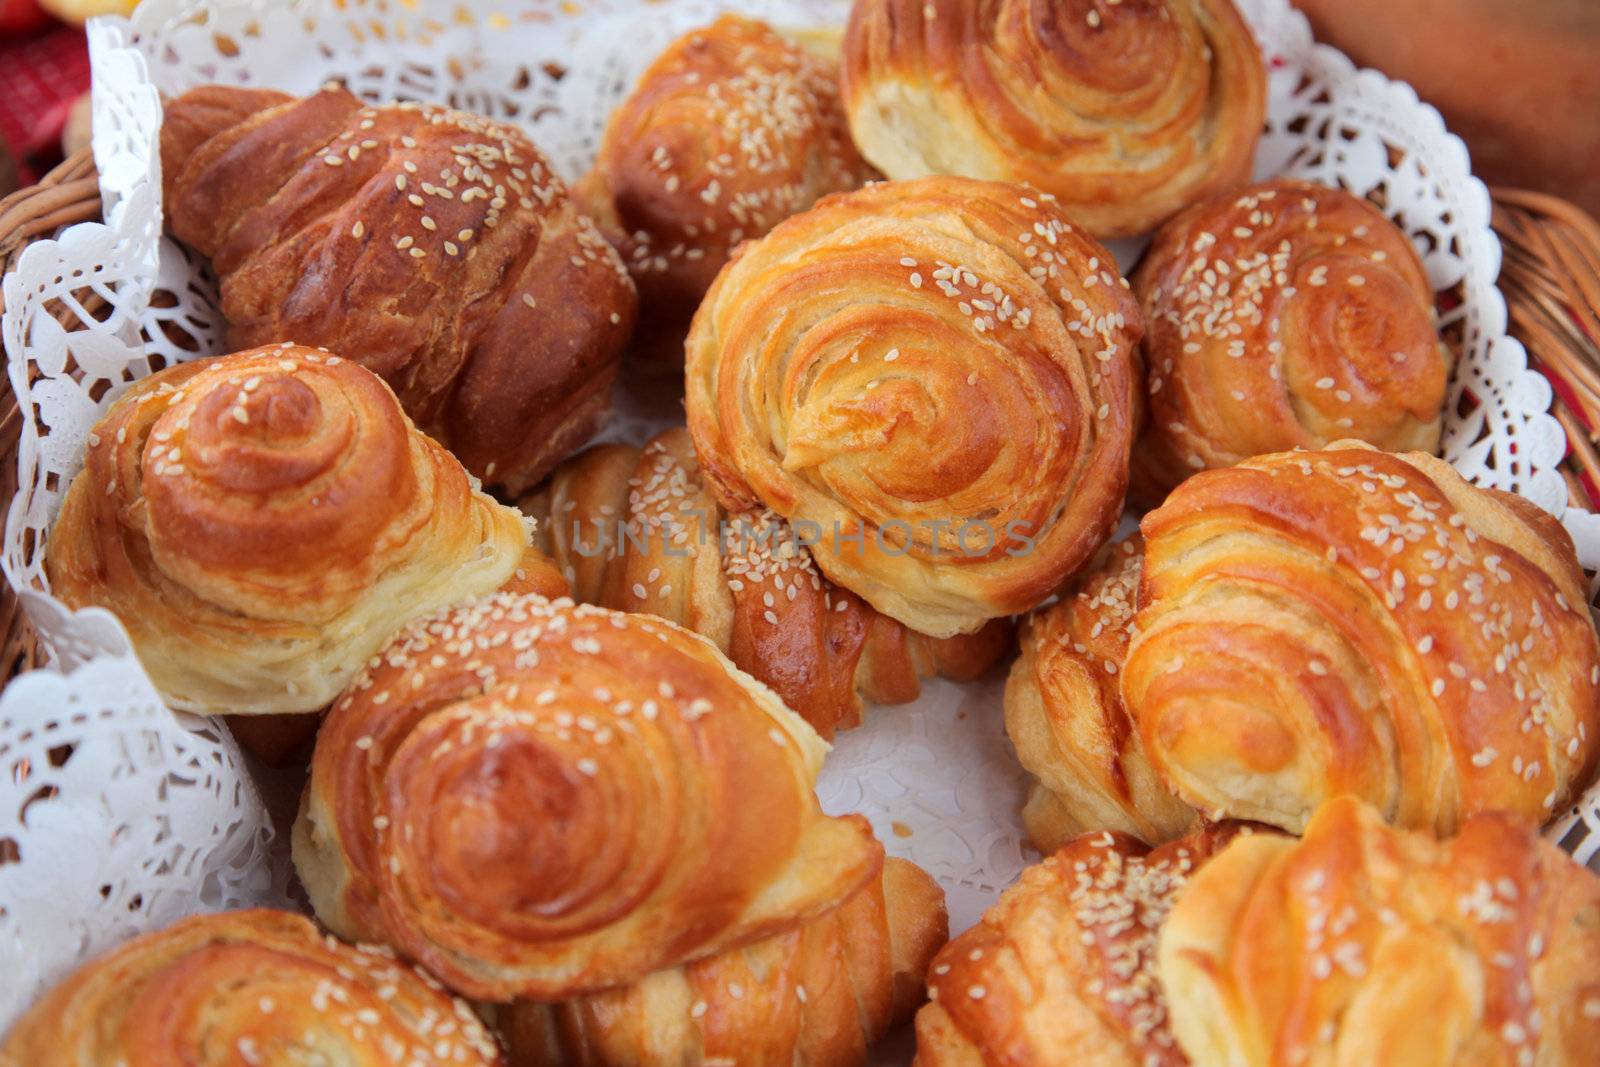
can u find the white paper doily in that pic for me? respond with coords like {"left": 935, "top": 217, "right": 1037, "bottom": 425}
{"left": 0, "top": 632, "right": 292, "bottom": 1032}
{"left": 3, "top": 0, "right": 1599, "bottom": 1043}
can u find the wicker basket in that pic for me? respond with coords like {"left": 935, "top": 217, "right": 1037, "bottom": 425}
{"left": 1, "top": 154, "right": 1598, "bottom": 685}
{"left": 0, "top": 148, "right": 101, "bottom": 682}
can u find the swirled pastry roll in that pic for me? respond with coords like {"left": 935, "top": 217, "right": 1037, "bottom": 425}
{"left": 45, "top": 345, "right": 528, "bottom": 717}
{"left": 1132, "top": 179, "right": 1454, "bottom": 500}
{"left": 160, "top": 84, "right": 636, "bottom": 493}
{"left": 914, "top": 823, "right": 1252, "bottom": 1067}
{"left": 293, "top": 592, "right": 883, "bottom": 1001}
{"left": 840, "top": 0, "right": 1266, "bottom": 238}
{"left": 577, "top": 16, "right": 873, "bottom": 334}
{"left": 1160, "top": 797, "right": 1600, "bottom": 1067}
{"left": 526, "top": 428, "right": 1012, "bottom": 739}
{"left": 686, "top": 177, "right": 1144, "bottom": 638}
{"left": 0, "top": 909, "right": 504, "bottom": 1067}
{"left": 502, "top": 857, "right": 947, "bottom": 1067}
{"left": 1125, "top": 442, "right": 1600, "bottom": 834}
{"left": 1005, "top": 535, "right": 1198, "bottom": 851}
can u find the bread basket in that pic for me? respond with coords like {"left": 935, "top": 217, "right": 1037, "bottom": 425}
{"left": 3, "top": 0, "right": 1600, "bottom": 1047}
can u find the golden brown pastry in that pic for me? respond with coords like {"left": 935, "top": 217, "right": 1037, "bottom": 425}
{"left": 293, "top": 591, "right": 883, "bottom": 1002}
{"left": 840, "top": 0, "right": 1266, "bottom": 238}
{"left": 223, "top": 543, "right": 569, "bottom": 765}
{"left": 160, "top": 84, "right": 636, "bottom": 493}
{"left": 526, "top": 428, "right": 1013, "bottom": 739}
{"left": 1160, "top": 796, "right": 1600, "bottom": 1067}
{"left": 1125, "top": 442, "right": 1600, "bottom": 834}
{"left": 502, "top": 543, "right": 577, "bottom": 601}
{"left": 577, "top": 15, "right": 873, "bottom": 337}
{"left": 503, "top": 857, "right": 947, "bottom": 1067}
{"left": 0, "top": 909, "right": 504, "bottom": 1067}
{"left": 45, "top": 345, "right": 528, "bottom": 717}
{"left": 1005, "top": 535, "right": 1198, "bottom": 851}
{"left": 914, "top": 823, "right": 1253, "bottom": 1067}
{"left": 685, "top": 177, "right": 1144, "bottom": 638}
{"left": 1131, "top": 179, "right": 1454, "bottom": 501}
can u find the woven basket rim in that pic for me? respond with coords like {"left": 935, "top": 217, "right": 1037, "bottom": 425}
{"left": 0, "top": 147, "right": 102, "bottom": 684}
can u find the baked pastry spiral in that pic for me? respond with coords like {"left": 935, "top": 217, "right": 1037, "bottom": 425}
{"left": 1125, "top": 442, "right": 1600, "bottom": 834}
{"left": 577, "top": 15, "right": 873, "bottom": 335}
{"left": 45, "top": 345, "right": 528, "bottom": 716}
{"left": 1005, "top": 535, "right": 1198, "bottom": 851}
{"left": 1160, "top": 797, "right": 1600, "bottom": 1067}
{"left": 915, "top": 823, "right": 1252, "bottom": 1067}
{"left": 840, "top": 0, "right": 1266, "bottom": 238}
{"left": 525, "top": 428, "right": 1013, "bottom": 739}
{"left": 502, "top": 857, "right": 947, "bottom": 1066}
{"left": 1132, "top": 179, "right": 1454, "bottom": 500}
{"left": 685, "top": 176, "right": 1144, "bottom": 638}
{"left": 293, "top": 592, "right": 883, "bottom": 1001}
{"left": 0, "top": 909, "right": 504, "bottom": 1067}
{"left": 160, "top": 84, "right": 636, "bottom": 493}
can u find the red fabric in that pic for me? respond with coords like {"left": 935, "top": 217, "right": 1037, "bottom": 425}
{"left": 0, "top": 0, "right": 52, "bottom": 35}
{"left": 0, "top": 25, "right": 89, "bottom": 184}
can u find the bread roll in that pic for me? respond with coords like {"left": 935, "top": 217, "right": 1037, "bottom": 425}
{"left": 294, "top": 592, "right": 883, "bottom": 1001}
{"left": 1132, "top": 179, "right": 1453, "bottom": 500}
{"left": 503, "top": 858, "right": 947, "bottom": 1066}
{"left": 686, "top": 176, "right": 1143, "bottom": 637}
{"left": 1161, "top": 797, "right": 1600, "bottom": 1067}
{"left": 161, "top": 84, "right": 636, "bottom": 492}
{"left": 527, "top": 428, "right": 1013, "bottom": 738}
{"left": 840, "top": 0, "right": 1265, "bottom": 238}
{"left": 1006, "top": 535, "right": 1198, "bottom": 850}
{"left": 0, "top": 909, "right": 504, "bottom": 1067}
{"left": 914, "top": 823, "right": 1252, "bottom": 1066}
{"left": 578, "top": 15, "right": 873, "bottom": 343}
{"left": 1125, "top": 442, "right": 1600, "bottom": 833}
{"left": 45, "top": 345, "right": 528, "bottom": 716}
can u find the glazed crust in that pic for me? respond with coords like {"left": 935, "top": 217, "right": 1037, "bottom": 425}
{"left": 914, "top": 823, "right": 1252, "bottom": 1067}
{"left": 840, "top": 0, "right": 1266, "bottom": 238}
{"left": 525, "top": 428, "right": 1013, "bottom": 739}
{"left": 161, "top": 84, "right": 637, "bottom": 493}
{"left": 0, "top": 909, "right": 505, "bottom": 1067}
{"left": 503, "top": 858, "right": 948, "bottom": 1067}
{"left": 1125, "top": 442, "right": 1600, "bottom": 834}
{"left": 1005, "top": 535, "right": 1199, "bottom": 850}
{"left": 44, "top": 345, "right": 529, "bottom": 716}
{"left": 293, "top": 592, "right": 883, "bottom": 1001}
{"left": 1160, "top": 797, "right": 1600, "bottom": 1067}
{"left": 1131, "top": 179, "right": 1453, "bottom": 501}
{"left": 685, "top": 176, "right": 1144, "bottom": 637}
{"left": 577, "top": 15, "right": 873, "bottom": 337}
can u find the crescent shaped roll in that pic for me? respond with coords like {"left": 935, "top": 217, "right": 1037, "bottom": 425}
{"left": 1132, "top": 179, "right": 1454, "bottom": 501}
{"left": 44, "top": 345, "right": 529, "bottom": 716}
{"left": 160, "top": 84, "right": 636, "bottom": 493}
{"left": 292, "top": 592, "right": 884, "bottom": 1001}
{"left": 685, "top": 176, "right": 1144, "bottom": 638}
{"left": 525, "top": 427, "right": 1013, "bottom": 739}
{"left": 840, "top": 0, "right": 1266, "bottom": 238}
{"left": 1124, "top": 442, "right": 1600, "bottom": 834}
{"left": 1005, "top": 534, "right": 1199, "bottom": 851}
{"left": 0, "top": 909, "right": 504, "bottom": 1067}
{"left": 1160, "top": 797, "right": 1600, "bottom": 1067}
{"left": 502, "top": 857, "right": 948, "bottom": 1066}
{"left": 577, "top": 15, "right": 874, "bottom": 334}
{"left": 914, "top": 823, "right": 1254, "bottom": 1066}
